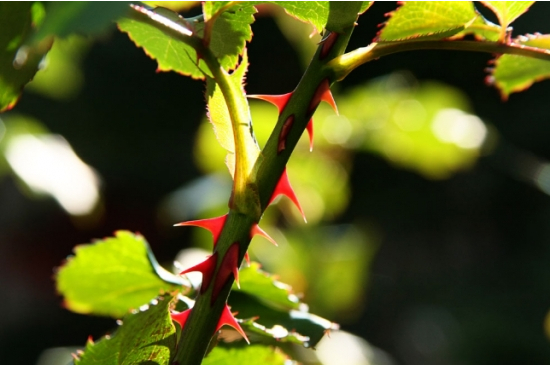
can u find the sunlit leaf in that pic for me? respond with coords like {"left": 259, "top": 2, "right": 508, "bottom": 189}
{"left": 203, "top": 2, "right": 232, "bottom": 21}
{"left": 143, "top": 1, "right": 199, "bottom": 12}
{"left": 203, "top": 345, "right": 287, "bottom": 365}
{"left": 378, "top": 1, "right": 478, "bottom": 41}
{"left": 32, "top": 2, "right": 131, "bottom": 43}
{"left": 274, "top": 1, "right": 330, "bottom": 33}
{"left": 207, "top": 3, "right": 256, "bottom": 71}
{"left": 57, "top": 231, "right": 185, "bottom": 318}
{"left": 0, "top": 3, "right": 51, "bottom": 112}
{"left": 206, "top": 50, "right": 254, "bottom": 176}
{"left": 232, "top": 262, "right": 300, "bottom": 310}
{"left": 480, "top": 1, "right": 534, "bottom": 29}
{"left": 454, "top": 14, "right": 501, "bottom": 42}
{"left": 117, "top": 15, "right": 210, "bottom": 79}
{"left": 337, "top": 73, "right": 486, "bottom": 179}
{"left": 75, "top": 295, "right": 178, "bottom": 365}
{"left": 490, "top": 34, "right": 550, "bottom": 98}
{"left": 229, "top": 291, "right": 335, "bottom": 348}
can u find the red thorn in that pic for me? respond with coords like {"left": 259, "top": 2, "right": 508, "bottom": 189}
{"left": 212, "top": 243, "right": 240, "bottom": 302}
{"left": 306, "top": 118, "right": 314, "bottom": 152}
{"left": 244, "top": 251, "right": 250, "bottom": 265}
{"left": 251, "top": 224, "right": 278, "bottom": 246}
{"left": 269, "top": 168, "right": 306, "bottom": 222}
{"left": 179, "top": 253, "right": 218, "bottom": 293}
{"left": 174, "top": 214, "right": 227, "bottom": 245}
{"left": 310, "top": 79, "right": 338, "bottom": 115}
{"left": 216, "top": 304, "right": 249, "bottom": 343}
{"left": 171, "top": 308, "right": 192, "bottom": 329}
{"left": 248, "top": 93, "right": 293, "bottom": 113}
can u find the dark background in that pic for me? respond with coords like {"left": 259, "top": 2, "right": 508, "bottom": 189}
{"left": 3, "top": 2, "right": 550, "bottom": 364}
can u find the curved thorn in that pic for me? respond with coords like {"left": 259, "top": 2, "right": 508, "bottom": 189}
{"left": 251, "top": 224, "right": 278, "bottom": 246}
{"left": 217, "top": 304, "right": 249, "bottom": 344}
{"left": 170, "top": 308, "right": 192, "bottom": 329}
{"left": 247, "top": 93, "right": 293, "bottom": 113}
{"left": 318, "top": 79, "right": 339, "bottom": 115}
{"left": 306, "top": 118, "right": 314, "bottom": 152}
{"left": 179, "top": 253, "right": 218, "bottom": 293}
{"left": 269, "top": 168, "right": 306, "bottom": 222}
{"left": 174, "top": 214, "right": 227, "bottom": 245}
{"left": 212, "top": 243, "right": 240, "bottom": 302}
{"left": 244, "top": 251, "right": 250, "bottom": 265}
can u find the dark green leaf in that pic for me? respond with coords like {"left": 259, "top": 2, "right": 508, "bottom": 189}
{"left": 378, "top": 1, "right": 478, "bottom": 41}
{"left": 76, "top": 295, "right": 178, "bottom": 365}
{"left": 232, "top": 262, "right": 301, "bottom": 311}
{"left": 0, "top": 2, "right": 51, "bottom": 112}
{"left": 33, "top": 2, "right": 131, "bottom": 43}
{"left": 229, "top": 291, "right": 335, "bottom": 348}
{"left": 490, "top": 34, "right": 550, "bottom": 98}
{"left": 203, "top": 345, "right": 287, "bottom": 365}
{"left": 56, "top": 231, "right": 186, "bottom": 318}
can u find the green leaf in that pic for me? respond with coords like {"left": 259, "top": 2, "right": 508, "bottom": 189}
{"left": 206, "top": 50, "right": 253, "bottom": 176}
{"left": 207, "top": 4, "right": 256, "bottom": 71}
{"left": 229, "top": 291, "right": 335, "bottom": 348}
{"left": 203, "top": 345, "right": 287, "bottom": 365}
{"left": 117, "top": 15, "right": 211, "bottom": 79}
{"left": 57, "top": 231, "right": 186, "bottom": 318}
{"left": 0, "top": 3, "right": 51, "bottom": 112}
{"left": 32, "top": 2, "right": 131, "bottom": 43}
{"left": 490, "top": 34, "right": 550, "bottom": 98}
{"left": 378, "top": 1, "right": 478, "bottom": 41}
{"left": 266, "top": 1, "right": 371, "bottom": 34}
{"left": 274, "top": 1, "right": 330, "bottom": 33}
{"left": 203, "top": 2, "right": 232, "bottom": 21}
{"left": 481, "top": 1, "right": 534, "bottom": 29}
{"left": 76, "top": 295, "right": 178, "bottom": 365}
{"left": 232, "top": 262, "right": 301, "bottom": 310}
{"left": 456, "top": 14, "right": 501, "bottom": 42}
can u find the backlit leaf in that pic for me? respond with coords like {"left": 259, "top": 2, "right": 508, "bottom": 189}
{"left": 274, "top": 1, "right": 330, "bottom": 33}
{"left": 229, "top": 291, "right": 335, "bottom": 348}
{"left": 203, "top": 345, "right": 287, "bottom": 365}
{"left": 57, "top": 231, "right": 186, "bottom": 318}
{"left": 206, "top": 50, "right": 256, "bottom": 176}
{"left": 490, "top": 34, "right": 550, "bottom": 98}
{"left": 117, "top": 15, "right": 210, "bottom": 79}
{"left": 481, "top": 1, "right": 534, "bottom": 29}
{"left": 0, "top": 3, "right": 51, "bottom": 112}
{"left": 232, "top": 262, "right": 300, "bottom": 310}
{"left": 207, "top": 4, "right": 256, "bottom": 71}
{"left": 378, "top": 1, "right": 478, "bottom": 41}
{"left": 454, "top": 14, "right": 501, "bottom": 42}
{"left": 76, "top": 295, "right": 178, "bottom": 365}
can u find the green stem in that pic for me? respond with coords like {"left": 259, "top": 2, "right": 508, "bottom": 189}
{"left": 127, "top": 5, "right": 359, "bottom": 365}
{"left": 328, "top": 39, "right": 550, "bottom": 81}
